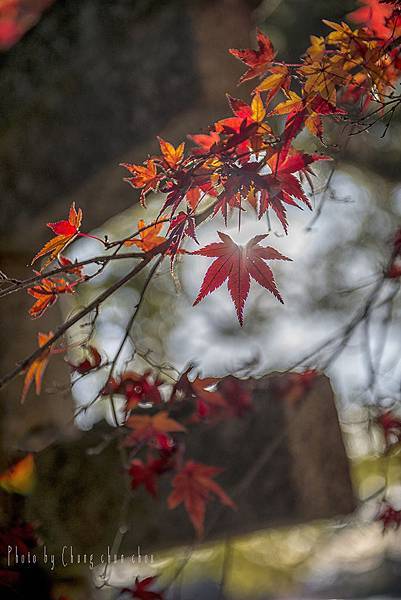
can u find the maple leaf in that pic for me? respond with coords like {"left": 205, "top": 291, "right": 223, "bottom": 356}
{"left": 121, "top": 576, "right": 164, "bottom": 600}
{"left": 171, "top": 368, "right": 228, "bottom": 421}
{"left": 69, "top": 345, "right": 102, "bottom": 375}
{"left": 28, "top": 276, "right": 76, "bottom": 318}
{"left": 0, "top": 454, "right": 35, "bottom": 495}
{"left": 229, "top": 29, "right": 276, "bottom": 83}
{"left": 256, "top": 65, "right": 291, "bottom": 103}
{"left": 31, "top": 203, "right": 82, "bottom": 269}
{"left": 270, "top": 91, "right": 346, "bottom": 141}
{"left": 168, "top": 460, "right": 235, "bottom": 537}
{"left": 58, "top": 255, "right": 86, "bottom": 279}
{"left": 129, "top": 454, "right": 173, "bottom": 497}
{"left": 158, "top": 137, "right": 185, "bottom": 169}
{"left": 125, "top": 411, "right": 186, "bottom": 448}
{"left": 193, "top": 232, "right": 290, "bottom": 325}
{"left": 189, "top": 131, "right": 220, "bottom": 154}
{"left": 103, "top": 371, "right": 163, "bottom": 411}
{"left": 166, "top": 211, "right": 197, "bottom": 263}
{"left": 121, "top": 159, "right": 161, "bottom": 206}
{"left": 226, "top": 92, "right": 268, "bottom": 124}
{"left": 21, "top": 331, "right": 54, "bottom": 403}
{"left": 124, "top": 219, "right": 167, "bottom": 252}
{"left": 259, "top": 149, "right": 330, "bottom": 232}
{"left": 349, "top": 0, "right": 395, "bottom": 38}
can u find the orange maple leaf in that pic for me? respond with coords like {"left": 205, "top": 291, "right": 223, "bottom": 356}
{"left": 158, "top": 137, "right": 185, "bottom": 169}
{"left": 0, "top": 453, "right": 35, "bottom": 495}
{"left": 125, "top": 410, "right": 186, "bottom": 447}
{"left": 21, "top": 331, "right": 54, "bottom": 403}
{"left": 28, "top": 276, "right": 76, "bottom": 319}
{"left": 168, "top": 460, "right": 235, "bottom": 537}
{"left": 229, "top": 29, "right": 276, "bottom": 83}
{"left": 31, "top": 203, "right": 82, "bottom": 270}
{"left": 127, "top": 411, "right": 186, "bottom": 435}
{"left": 121, "top": 159, "right": 161, "bottom": 205}
{"left": 124, "top": 219, "right": 166, "bottom": 252}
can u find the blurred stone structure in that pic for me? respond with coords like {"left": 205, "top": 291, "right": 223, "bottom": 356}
{"left": 27, "top": 372, "right": 355, "bottom": 555}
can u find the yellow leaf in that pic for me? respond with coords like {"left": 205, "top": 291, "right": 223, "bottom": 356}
{"left": 0, "top": 454, "right": 35, "bottom": 495}
{"left": 271, "top": 91, "right": 302, "bottom": 115}
{"left": 250, "top": 93, "right": 266, "bottom": 122}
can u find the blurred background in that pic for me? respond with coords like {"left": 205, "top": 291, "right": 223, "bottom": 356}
{"left": 1, "top": 0, "right": 401, "bottom": 599}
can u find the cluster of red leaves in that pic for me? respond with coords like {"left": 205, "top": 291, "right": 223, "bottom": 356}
{"left": 28, "top": 274, "right": 78, "bottom": 318}
{"left": 102, "top": 370, "right": 163, "bottom": 412}
{"left": 19, "top": 3, "right": 401, "bottom": 546}
{"left": 22, "top": 4, "right": 401, "bottom": 375}
{"left": 117, "top": 12, "right": 401, "bottom": 323}
{"left": 171, "top": 370, "right": 252, "bottom": 422}
{"left": 26, "top": 204, "right": 87, "bottom": 319}
{"left": 109, "top": 370, "right": 250, "bottom": 536}
{"left": 126, "top": 424, "right": 234, "bottom": 537}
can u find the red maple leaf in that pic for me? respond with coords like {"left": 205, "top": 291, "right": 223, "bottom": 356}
{"left": 259, "top": 149, "right": 330, "bottom": 232}
{"left": 121, "top": 576, "right": 164, "bottom": 600}
{"left": 168, "top": 460, "right": 235, "bottom": 537}
{"left": 192, "top": 232, "right": 290, "bottom": 325}
{"left": 103, "top": 371, "right": 163, "bottom": 411}
{"left": 349, "top": 0, "right": 397, "bottom": 38}
{"left": 129, "top": 454, "right": 174, "bottom": 497}
{"left": 125, "top": 411, "right": 185, "bottom": 449}
{"left": 31, "top": 203, "right": 83, "bottom": 269}
{"left": 229, "top": 29, "right": 276, "bottom": 83}
{"left": 58, "top": 255, "right": 86, "bottom": 279}
{"left": 171, "top": 368, "right": 228, "bottom": 421}
{"left": 28, "top": 276, "right": 77, "bottom": 318}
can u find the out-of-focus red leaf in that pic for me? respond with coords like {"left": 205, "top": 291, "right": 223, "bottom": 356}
{"left": 121, "top": 576, "right": 164, "bottom": 600}
{"left": 168, "top": 460, "right": 235, "bottom": 537}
